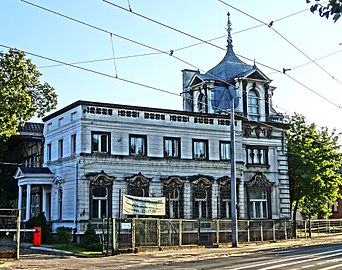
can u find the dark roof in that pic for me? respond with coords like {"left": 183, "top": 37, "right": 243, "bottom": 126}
{"left": 206, "top": 46, "right": 254, "bottom": 82}
{"left": 19, "top": 122, "right": 44, "bottom": 134}
{"left": 19, "top": 167, "right": 52, "bottom": 174}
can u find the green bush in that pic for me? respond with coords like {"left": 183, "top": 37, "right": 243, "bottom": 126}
{"left": 82, "top": 223, "right": 99, "bottom": 248}
{"left": 56, "top": 226, "right": 73, "bottom": 244}
{"left": 26, "top": 212, "right": 50, "bottom": 243}
{"left": 86, "top": 243, "right": 103, "bottom": 251}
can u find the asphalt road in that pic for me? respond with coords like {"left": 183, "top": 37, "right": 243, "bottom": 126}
{"left": 2, "top": 235, "right": 342, "bottom": 269}
{"left": 134, "top": 243, "right": 342, "bottom": 270}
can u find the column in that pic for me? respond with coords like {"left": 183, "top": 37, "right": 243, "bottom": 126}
{"left": 211, "top": 180, "right": 218, "bottom": 219}
{"left": 238, "top": 180, "right": 245, "bottom": 219}
{"left": 183, "top": 180, "right": 192, "bottom": 219}
{"left": 42, "top": 187, "right": 47, "bottom": 217}
{"left": 26, "top": 184, "right": 31, "bottom": 221}
{"left": 18, "top": 185, "right": 23, "bottom": 210}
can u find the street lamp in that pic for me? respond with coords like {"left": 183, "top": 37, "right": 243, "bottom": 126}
{"left": 229, "top": 87, "right": 238, "bottom": 248}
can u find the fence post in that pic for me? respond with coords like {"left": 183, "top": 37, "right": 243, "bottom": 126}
{"left": 179, "top": 220, "right": 182, "bottom": 246}
{"left": 304, "top": 220, "right": 307, "bottom": 239}
{"left": 272, "top": 220, "right": 276, "bottom": 241}
{"left": 157, "top": 219, "right": 161, "bottom": 248}
{"left": 309, "top": 219, "right": 312, "bottom": 238}
{"left": 216, "top": 220, "right": 220, "bottom": 246}
{"left": 284, "top": 220, "right": 287, "bottom": 240}
{"left": 247, "top": 220, "right": 250, "bottom": 242}
{"left": 198, "top": 220, "right": 201, "bottom": 245}
{"left": 132, "top": 218, "right": 136, "bottom": 250}
{"left": 112, "top": 218, "right": 116, "bottom": 253}
{"left": 328, "top": 220, "right": 331, "bottom": 234}
{"left": 16, "top": 209, "right": 21, "bottom": 260}
{"left": 260, "top": 221, "right": 263, "bottom": 242}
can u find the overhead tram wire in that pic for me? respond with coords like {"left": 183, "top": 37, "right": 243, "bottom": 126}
{"left": 16, "top": 1, "right": 341, "bottom": 111}
{"left": 17, "top": 0, "right": 197, "bottom": 71}
{"left": 174, "top": 6, "right": 309, "bottom": 53}
{"left": 218, "top": 0, "right": 342, "bottom": 86}
{"left": 267, "top": 48, "right": 342, "bottom": 75}
{"left": 100, "top": 0, "right": 342, "bottom": 109}
{"left": 38, "top": 52, "right": 163, "bottom": 69}
{"left": 37, "top": 6, "right": 310, "bottom": 70}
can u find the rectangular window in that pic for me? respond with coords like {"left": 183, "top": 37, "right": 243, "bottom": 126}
{"left": 71, "top": 134, "right": 76, "bottom": 154}
{"left": 91, "top": 187, "right": 108, "bottom": 219}
{"left": 47, "top": 122, "right": 52, "bottom": 132}
{"left": 58, "top": 117, "right": 64, "bottom": 127}
{"left": 92, "top": 132, "right": 110, "bottom": 153}
{"left": 58, "top": 189, "right": 63, "bottom": 220}
{"left": 193, "top": 139, "right": 208, "bottom": 160}
{"left": 129, "top": 135, "right": 147, "bottom": 156}
{"left": 46, "top": 143, "right": 51, "bottom": 162}
{"left": 220, "top": 141, "right": 230, "bottom": 160}
{"left": 71, "top": 111, "right": 77, "bottom": 121}
{"left": 246, "top": 146, "right": 268, "bottom": 166}
{"left": 58, "top": 139, "right": 63, "bottom": 159}
{"left": 249, "top": 190, "right": 268, "bottom": 219}
{"left": 164, "top": 137, "right": 180, "bottom": 158}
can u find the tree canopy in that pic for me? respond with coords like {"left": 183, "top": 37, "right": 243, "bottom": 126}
{"left": 0, "top": 48, "right": 57, "bottom": 140}
{"left": 287, "top": 114, "right": 342, "bottom": 220}
{"left": 307, "top": 0, "right": 342, "bottom": 22}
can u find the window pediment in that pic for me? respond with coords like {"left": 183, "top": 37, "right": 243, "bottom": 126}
{"left": 86, "top": 170, "right": 115, "bottom": 186}
{"left": 246, "top": 173, "right": 272, "bottom": 188}
{"left": 161, "top": 176, "right": 184, "bottom": 188}
{"left": 189, "top": 175, "right": 213, "bottom": 187}
{"left": 125, "top": 172, "right": 152, "bottom": 187}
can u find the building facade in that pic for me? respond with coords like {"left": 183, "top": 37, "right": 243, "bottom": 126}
{"left": 14, "top": 14, "right": 291, "bottom": 234}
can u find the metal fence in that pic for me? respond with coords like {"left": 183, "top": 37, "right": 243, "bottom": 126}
{"left": 102, "top": 218, "right": 342, "bottom": 253}
{"left": 0, "top": 209, "right": 21, "bottom": 259}
{"left": 102, "top": 218, "right": 296, "bottom": 253}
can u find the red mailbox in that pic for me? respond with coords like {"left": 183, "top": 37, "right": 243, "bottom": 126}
{"left": 32, "top": 226, "right": 42, "bottom": 247}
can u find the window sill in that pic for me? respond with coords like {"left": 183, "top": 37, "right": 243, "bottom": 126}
{"left": 246, "top": 164, "right": 270, "bottom": 169}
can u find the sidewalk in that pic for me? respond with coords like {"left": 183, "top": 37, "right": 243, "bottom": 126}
{"left": 2, "top": 234, "right": 342, "bottom": 270}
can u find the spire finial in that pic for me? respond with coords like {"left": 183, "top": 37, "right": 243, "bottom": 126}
{"left": 227, "top": 12, "right": 233, "bottom": 49}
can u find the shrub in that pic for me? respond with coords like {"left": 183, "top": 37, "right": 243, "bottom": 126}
{"left": 82, "top": 223, "right": 98, "bottom": 248}
{"left": 26, "top": 212, "right": 50, "bottom": 243}
{"left": 86, "top": 243, "right": 103, "bottom": 251}
{"left": 56, "top": 226, "right": 73, "bottom": 244}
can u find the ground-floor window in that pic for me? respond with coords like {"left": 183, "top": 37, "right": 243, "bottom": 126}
{"left": 246, "top": 172, "right": 272, "bottom": 220}
{"left": 219, "top": 181, "right": 231, "bottom": 219}
{"left": 192, "top": 178, "right": 212, "bottom": 219}
{"left": 87, "top": 171, "right": 114, "bottom": 220}
{"left": 163, "top": 178, "right": 184, "bottom": 219}
{"left": 91, "top": 186, "right": 108, "bottom": 219}
{"left": 248, "top": 190, "right": 268, "bottom": 219}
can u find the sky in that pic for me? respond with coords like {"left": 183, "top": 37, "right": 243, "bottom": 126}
{"left": 1, "top": 0, "right": 342, "bottom": 143}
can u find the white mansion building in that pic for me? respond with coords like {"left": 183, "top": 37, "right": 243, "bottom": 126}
{"left": 14, "top": 15, "right": 290, "bottom": 234}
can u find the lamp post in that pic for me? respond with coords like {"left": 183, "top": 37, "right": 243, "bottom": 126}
{"left": 229, "top": 93, "right": 238, "bottom": 247}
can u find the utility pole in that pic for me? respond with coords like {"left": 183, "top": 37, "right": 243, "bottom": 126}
{"left": 230, "top": 96, "right": 238, "bottom": 247}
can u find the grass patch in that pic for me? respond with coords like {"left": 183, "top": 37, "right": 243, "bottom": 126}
{"left": 48, "top": 244, "right": 103, "bottom": 255}
{"left": 0, "top": 260, "right": 4, "bottom": 265}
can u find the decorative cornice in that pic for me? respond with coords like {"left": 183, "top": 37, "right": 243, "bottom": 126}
{"left": 246, "top": 172, "right": 272, "bottom": 188}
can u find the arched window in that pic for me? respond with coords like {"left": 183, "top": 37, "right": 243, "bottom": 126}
{"left": 248, "top": 89, "right": 260, "bottom": 120}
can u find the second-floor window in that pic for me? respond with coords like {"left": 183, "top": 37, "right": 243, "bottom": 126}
{"left": 58, "top": 139, "right": 63, "bottom": 159}
{"left": 46, "top": 143, "right": 51, "bottom": 162}
{"left": 92, "top": 132, "right": 110, "bottom": 153}
{"left": 129, "top": 135, "right": 147, "bottom": 156}
{"left": 164, "top": 137, "right": 180, "bottom": 158}
{"left": 71, "top": 134, "right": 76, "bottom": 154}
{"left": 246, "top": 146, "right": 268, "bottom": 166}
{"left": 248, "top": 89, "right": 260, "bottom": 121}
{"left": 220, "top": 141, "right": 230, "bottom": 160}
{"left": 193, "top": 139, "right": 208, "bottom": 160}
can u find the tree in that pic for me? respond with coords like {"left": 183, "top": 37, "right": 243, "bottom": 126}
{"left": 287, "top": 114, "right": 342, "bottom": 221}
{"left": 0, "top": 48, "right": 57, "bottom": 140}
{"left": 307, "top": 0, "right": 342, "bottom": 22}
